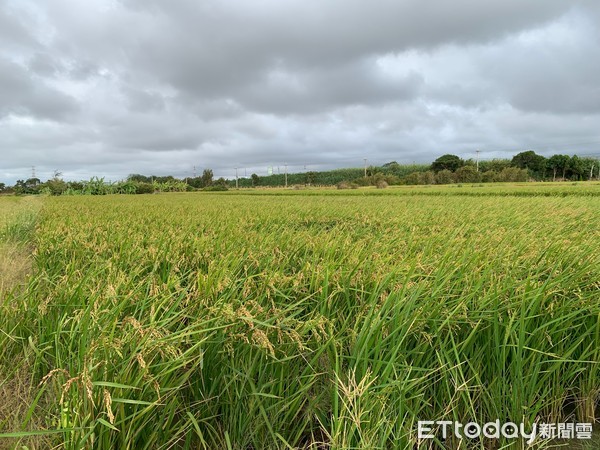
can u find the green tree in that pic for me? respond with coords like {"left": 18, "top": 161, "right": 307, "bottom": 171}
{"left": 154, "top": 175, "right": 176, "bottom": 183}
{"left": 546, "top": 154, "right": 570, "bottom": 181}
{"left": 128, "top": 174, "right": 152, "bottom": 183}
{"left": 15, "top": 178, "right": 42, "bottom": 194}
{"left": 304, "top": 171, "right": 317, "bottom": 185}
{"left": 26, "top": 178, "right": 41, "bottom": 190}
{"left": 200, "top": 169, "right": 213, "bottom": 188}
{"left": 580, "top": 157, "right": 598, "bottom": 181}
{"left": 251, "top": 173, "right": 260, "bottom": 187}
{"left": 381, "top": 161, "right": 400, "bottom": 170}
{"left": 478, "top": 159, "right": 511, "bottom": 173}
{"left": 431, "top": 154, "right": 463, "bottom": 172}
{"left": 511, "top": 151, "right": 546, "bottom": 178}
{"left": 567, "top": 155, "right": 585, "bottom": 180}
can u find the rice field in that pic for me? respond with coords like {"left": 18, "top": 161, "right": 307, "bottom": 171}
{"left": 1, "top": 184, "right": 599, "bottom": 449}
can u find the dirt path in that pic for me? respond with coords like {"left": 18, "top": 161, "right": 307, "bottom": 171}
{"left": 0, "top": 196, "right": 41, "bottom": 297}
{"left": 0, "top": 196, "right": 49, "bottom": 450}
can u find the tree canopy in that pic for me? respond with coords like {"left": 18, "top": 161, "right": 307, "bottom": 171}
{"left": 431, "top": 154, "right": 464, "bottom": 172}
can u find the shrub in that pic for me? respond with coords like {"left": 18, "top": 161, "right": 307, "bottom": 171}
{"left": 45, "top": 179, "right": 68, "bottom": 196}
{"left": 135, "top": 183, "right": 155, "bottom": 194}
{"left": 497, "top": 167, "right": 529, "bottom": 182}
{"left": 203, "top": 185, "right": 229, "bottom": 191}
{"left": 435, "top": 169, "right": 455, "bottom": 185}
{"left": 420, "top": 171, "right": 436, "bottom": 185}
{"left": 67, "top": 181, "right": 84, "bottom": 191}
{"left": 455, "top": 165, "right": 482, "bottom": 183}
{"left": 402, "top": 171, "right": 435, "bottom": 185}
{"left": 481, "top": 170, "right": 498, "bottom": 183}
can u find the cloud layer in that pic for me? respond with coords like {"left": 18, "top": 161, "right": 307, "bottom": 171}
{"left": 1, "top": 0, "right": 599, "bottom": 183}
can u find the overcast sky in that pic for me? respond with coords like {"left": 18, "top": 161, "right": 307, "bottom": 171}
{"left": 1, "top": 0, "right": 600, "bottom": 183}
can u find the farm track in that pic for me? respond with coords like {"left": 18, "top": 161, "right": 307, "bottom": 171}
{"left": 0, "top": 196, "right": 50, "bottom": 450}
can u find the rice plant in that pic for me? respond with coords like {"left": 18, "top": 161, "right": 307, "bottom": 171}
{"left": 1, "top": 186, "right": 598, "bottom": 449}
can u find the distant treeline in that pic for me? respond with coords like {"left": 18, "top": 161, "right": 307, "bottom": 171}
{"left": 231, "top": 152, "right": 599, "bottom": 188}
{"left": 228, "top": 164, "right": 430, "bottom": 188}
{"left": 1, "top": 151, "right": 598, "bottom": 195}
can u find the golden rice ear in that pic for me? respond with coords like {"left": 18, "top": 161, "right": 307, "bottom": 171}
{"left": 103, "top": 388, "right": 114, "bottom": 425}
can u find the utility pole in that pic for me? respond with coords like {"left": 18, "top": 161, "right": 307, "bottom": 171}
{"left": 475, "top": 150, "right": 480, "bottom": 172}
{"left": 284, "top": 163, "right": 288, "bottom": 188}
{"left": 590, "top": 163, "right": 595, "bottom": 181}
{"left": 193, "top": 165, "right": 197, "bottom": 178}
{"left": 363, "top": 158, "right": 367, "bottom": 177}
{"left": 235, "top": 167, "right": 239, "bottom": 189}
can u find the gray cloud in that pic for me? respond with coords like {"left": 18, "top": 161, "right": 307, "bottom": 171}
{"left": 1, "top": 0, "right": 600, "bottom": 184}
{"left": 0, "top": 4, "right": 39, "bottom": 50}
{"left": 0, "top": 57, "right": 78, "bottom": 120}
